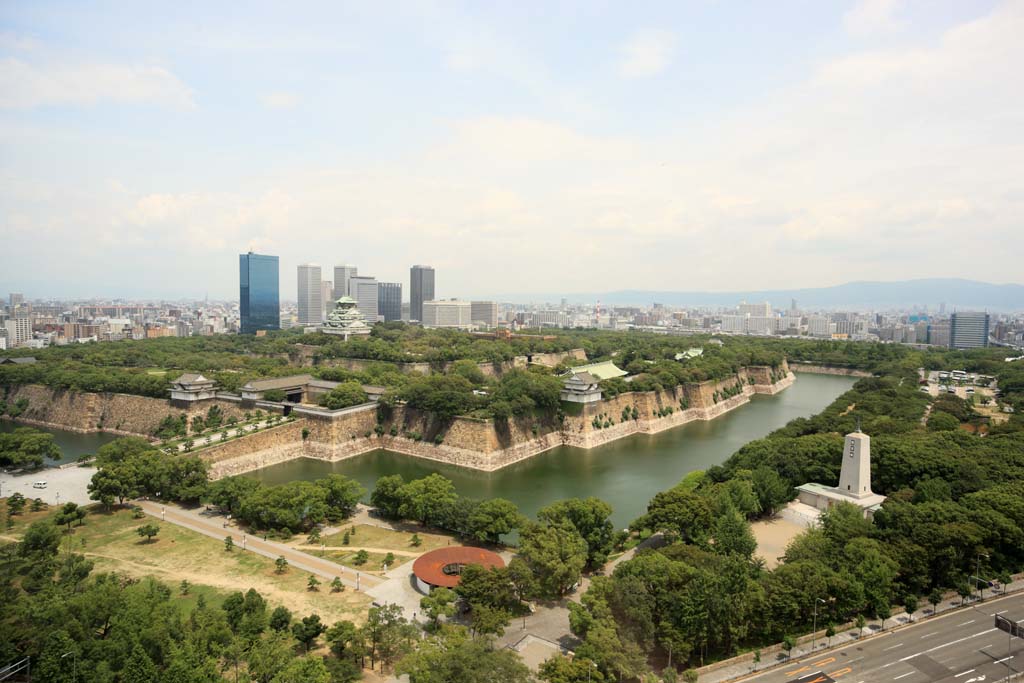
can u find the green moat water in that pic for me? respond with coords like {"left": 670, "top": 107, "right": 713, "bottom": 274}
{"left": 0, "top": 420, "right": 120, "bottom": 467}
{"left": 243, "top": 374, "right": 857, "bottom": 528}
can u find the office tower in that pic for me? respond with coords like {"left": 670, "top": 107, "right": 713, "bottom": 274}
{"left": 410, "top": 265, "right": 435, "bottom": 323}
{"left": 297, "top": 263, "right": 323, "bottom": 326}
{"left": 738, "top": 301, "right": 772, "bottom": 317}
{"left": 422, "top": 300, "right": 471, "bottom": 328}
{"left": 8, "top": 293, "right": 24, "bottom": 309}
{"left": 928, "top": 321, "right": 951, "bottom": 347}
{"left": 333, "top": 265, "right": 358, "bottom": 298}
{"left": 321, "top": 281, "right": 333, "bottom": 322}
{"left": 471, "top": 301, "right": 499, "bottom": 328}
{"left": 950, "top": 311, "right": 990, "bottom": 349}
{"left": 239, "top": 252, "right": 280, "bottom": 335}
{"left": 378, "top": 282, "right": 402, "bottom": 322}
{"left": 349, "top": 275, "right": 379, "bottom": 322}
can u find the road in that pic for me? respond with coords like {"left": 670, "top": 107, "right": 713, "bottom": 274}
{"left": 741, "top": 593, "right": 1024, "bottom": 683}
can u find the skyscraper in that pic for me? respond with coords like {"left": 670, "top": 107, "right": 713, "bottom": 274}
{"left": 378, "top": 282, "right": 402, "bottom": 322}
{"left": 297, "top": 264, "right": 323, "bottom": 326}
{"left": 239, "top": 252, "right": 280, "bottom": 335}
{"left": 321, "top": 280, "right": 333, "bottom": 322}
{"left": 950, "top": 311, "right": 990, "bottom": 349}
{"left": 333, "top": 265, "right": 358, "bottom": 298}
{"left": 349, "top": 275, "right": 379, "bottom": 323}
{"left": 410, "top": 265, "right": 435, "bottom": 323}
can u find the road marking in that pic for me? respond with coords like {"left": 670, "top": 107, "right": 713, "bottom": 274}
{"left": 814, "top": 657, "right": 836, "bottom": 666}
{"left": 920, "top": 631, "right": 939, "bottom": 639}
{"left": 884, "top": 643, "right": 905, "bottom": 651}
{"left": 883, "top": 628, "right": 997, "bottom": 668}
{"left": 958, "top": 620, "right": 976, "bottom": 626}
{"left": 993, "top": 610, "right": 1007, "bottom": 616}
{"left": 829, "top": 667, "right": 852, "bottom": 678}
{"left": 994, "top": 656, "right": 1014, "bottom": 664}
{"left": 954, "top": 670, "right": 975, "bottom": 678}
{"left": 787, "top": 665, "right": 811, "bottom": 675}
{"left": 894, "top": 672, "right": 914, "bottom": 680}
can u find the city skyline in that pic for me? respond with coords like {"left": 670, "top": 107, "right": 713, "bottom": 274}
{"left": 3, "top": 1, "right": 1023, "bottom": 299}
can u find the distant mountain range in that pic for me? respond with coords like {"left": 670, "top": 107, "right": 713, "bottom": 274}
{"left": 501, "top": 279, "right": 1024, "bottom": 311}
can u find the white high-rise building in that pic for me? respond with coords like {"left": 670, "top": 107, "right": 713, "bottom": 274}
{"left": 738, "top": 301, "right": 772, "bottom": 317}
{"left": 422, "top": 300, "right": 471, "bottom": 328}
{"left": 4, "top": 317, "right": 32, "bottom": 347}
{"left": 721, "top": 315, "right": 746, "bottom": 333}
{"left": 333, "top": 265, "right": 358, "bottom": 298}
{"left": 807, "top": 316, "right": 832, "bottom": 337}
{"left": 297, "top": 264, "right": 323, "bottom": 326}
{"left": 349, "top": 276, "right": 379, "bottom": 322}
{"left": 321, "top": 281, "right": 333, "bottom": 322}
{"left": 471, "top": 301, "right": 499, "bottom": 328}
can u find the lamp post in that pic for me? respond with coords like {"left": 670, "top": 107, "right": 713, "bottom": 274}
{"left": 976, "top": 552, "right": 989, "bottom": 601}
{"left": 61, "top": 651, "right": 77, "bottom": 681}
{"left": 812, "top": 597, "right": 827, "bottom": 653}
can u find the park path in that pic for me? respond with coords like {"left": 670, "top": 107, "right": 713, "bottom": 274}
{"left": 137, "top": 501, "right": 382, "bottom": 591}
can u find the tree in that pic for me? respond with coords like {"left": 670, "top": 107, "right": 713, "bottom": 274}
{"left": 782, "top": 635, "right": 795, "bottom": 660}
{"left": 123, "top": 643, "right": 159, "bottom": 683}
{"left": 410, "top": 533, "right": 422, "bottom": 547}
{"left": 903, "top": 595, "right": 918, "bottom": 622}
{"left": 136, "top": 523, "right": 160, "bottom": 543}
{"left": 538, "top": 497, "right": 615, "bottom": 567}
{"left": 855, "top": 613, "right": 866, "bottom": 637}
{"left": 180, "top": 579, "right": 190, "bottom": 595}
{"left": 319, "top": 381, "right": 369, "bottom": 410}
{"left": 928, "top": 588, "right": 943, "bottom": 613}
{"left": 54, "top": 502, "right": 86, "bottom": 532}
{"left": 308, "top": 574, "right": 321, "bottom": 591}
{"left": 19, "top": 519, "right": 60, "bottom": 557}
{"left": 712, "top": 506, "right": 757, "bottom": 558}
{"left": 269, "top": 606, "right": 292, "bottom": 632}
{"left": 751, "top": 466, "right": 793, "bottom": 515}
{"left": 316, "top": 474, "right": 365, "bottom": 520}
{"left": 88, "top": 466, "right": 139, "bottom": 509}
{"left": 6, "top": 491, "right": 27, "bottom": 515}
{"left": 363, "top": 603, "right": 408, "bottom": 670}
{"left": 539, "top": 654, "right": 606, "bottom": 683}
{"left": 352, "top": 550, "right": 369, "bottom": 566}
{"left": 326, "top": 620, "right": 359, "bottom": 658}
{"left": 469, "top": 604, "right": 510, "bottom": 637}
{"left": 455, "top": 564, "right": 519, "bottom": 612}
{"left": 292, "top": 613, "right": 326, "bottom": 652}
{"left": 275, "top": 556, "right": 288, "bottom": 573}
{"left": 207, "top": 476, "right": 261, "bottom": 514}
{"left": 637, "top": 487, "right": 713, "bottom": 544}
{"left": 507, "top": 556, "right": 540, "bottom": 603}
{"left": 467, "top": 497, "right": 525, "bottom": 544}
{"left": 225, "top": 535, "right": 234, "bottom": 551}
{"left": 421, "top": 587, "right": 457, "bottom": 628}
{"left": 398, "top": 474, "right": 458, "bottom": 526}
{"left": 927, "top": 411, "right": 960, "bottom": 432}
{"left": 383, "top": 552, "right": 395, "bottom": 569}
{"left": 269, "top": 656, "right": 330, "bottom": 683}
{"left": 519, "top": 521, "right": 588, "bottom": 598}
{"left": 308, "top": 528, "right": 321, "bottom": 545}
{"left": 396, "top": 626, "right": 532, "bottom": 683}
{"left": 370, "top": 474, "right": 406, "bottom": 518}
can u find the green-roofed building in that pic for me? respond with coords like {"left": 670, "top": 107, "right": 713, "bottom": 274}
{"left": 568, "top": 360, "right": 627, "bottom": 381}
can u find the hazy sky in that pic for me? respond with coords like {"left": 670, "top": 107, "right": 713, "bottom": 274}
{"left": 1, "top": 0, "right": 1022, "bottom": 301}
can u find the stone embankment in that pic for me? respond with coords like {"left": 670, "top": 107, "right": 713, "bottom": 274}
{"left": 204, "top": 363, "right": 798, "bottom": 477}
{"left": 286, "top": 346, "right": 587, "bottom": 378}
{"left": 1, "top": 384, "right": 247, "bottom": 438}
{"left": 790, "top": 363, "right": 872, "bottom": 377}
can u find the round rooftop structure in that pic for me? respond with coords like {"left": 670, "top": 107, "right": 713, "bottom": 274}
{"left": 412, "top": 546, "right": 505, "bottom": 592}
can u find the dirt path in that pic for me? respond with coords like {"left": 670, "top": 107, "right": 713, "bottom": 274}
{"left": 295, "top": 544, "right": 420, "bottom": 557}
{"left": 138, "top": 502, "right": 383, "bottom": 590}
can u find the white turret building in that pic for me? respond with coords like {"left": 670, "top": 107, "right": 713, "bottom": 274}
{"left": 796, "top": 427, "right": 886, "bottom": 519}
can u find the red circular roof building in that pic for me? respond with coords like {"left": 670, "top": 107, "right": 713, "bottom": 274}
{"left": 412, "top": 546, "right": 505, "bottom": 592}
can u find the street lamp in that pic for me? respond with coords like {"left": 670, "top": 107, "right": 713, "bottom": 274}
{"left": 586, "top": 660, "right": 597, "bottom": 683}
{"left": 812, "top": 597, "right": 827, "bottom": 653}
{"left": 61, "top": 651, "right": 77, "bottom": 681}
{"left": 976, "top": 552, "right": 989, "bottom": 601}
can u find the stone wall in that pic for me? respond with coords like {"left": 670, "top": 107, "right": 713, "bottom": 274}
{"left": 2, "top": 384, "right": 247, "bottom": 438}
{"left": 790, "top": 362, "right": 872, "bottom": 377}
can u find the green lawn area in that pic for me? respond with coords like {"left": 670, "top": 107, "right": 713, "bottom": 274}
{"left": 2, "top": 502, "right": 371, "bottom": 623}
{"left": 321, "top": 523, "right": 452, "bottom": 553}
{"left": 321, "top": 549, "right": 393, "bottom": 573}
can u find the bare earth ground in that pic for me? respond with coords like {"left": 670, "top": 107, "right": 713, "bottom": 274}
{"left": 750, "top": 514, "right": 807, "bottom": 569}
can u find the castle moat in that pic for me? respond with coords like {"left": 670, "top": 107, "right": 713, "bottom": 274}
{"left": 242, "top": 373, "right": 857, "bottom": 528}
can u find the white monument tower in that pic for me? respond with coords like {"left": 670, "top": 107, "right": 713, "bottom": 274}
{"left": 795, "top": 423, "right": 886, "bottom": 519}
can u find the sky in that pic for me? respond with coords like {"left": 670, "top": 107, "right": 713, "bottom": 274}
{"left": 1, "top": 0, "right": 1022, "bottom": 302}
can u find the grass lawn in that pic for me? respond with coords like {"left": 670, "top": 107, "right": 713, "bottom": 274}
{"left": 321, "top": 549, "right": 393, "bottom": 573}
{"left": 321, "top": 523, "right": 452, "bottom": 554}
{"left": 1, "top": 503, "right": 372, "bottom": 624}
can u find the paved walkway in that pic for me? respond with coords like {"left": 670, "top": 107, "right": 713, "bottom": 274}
{"left": 138, "top": 501, "right": 382, "bottom": 591}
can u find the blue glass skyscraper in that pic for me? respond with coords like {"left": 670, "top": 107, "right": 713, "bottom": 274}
{"left": 239, "top": 252, "right": 280, "bottom": 334}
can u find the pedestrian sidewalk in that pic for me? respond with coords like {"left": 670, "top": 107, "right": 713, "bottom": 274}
{"left": 699, "top": 576, "right": 1024, "bottom": 683}
{"left": 138, "top": 501, "right": 382, "bottom": 591}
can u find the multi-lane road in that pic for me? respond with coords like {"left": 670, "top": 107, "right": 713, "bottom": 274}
{"left": 743, "top": 593, "right": 1024, "bottom": 683}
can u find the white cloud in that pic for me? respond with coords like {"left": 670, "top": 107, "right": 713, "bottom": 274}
{"left": 617, "top": 29, "right": 676, "bottom": 78}
{"left": 261, "top": 91, "right": 298, "bottom": 109}
{"left": 844, "top": 0, "right": 905, "bottom": 36}
{"left": 0, "top": 57, "right": 195, "bottom": 109}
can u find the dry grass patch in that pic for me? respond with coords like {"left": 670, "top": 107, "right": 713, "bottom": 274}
{"left": 322, "top": 523, "right": 452, "bottom": 553}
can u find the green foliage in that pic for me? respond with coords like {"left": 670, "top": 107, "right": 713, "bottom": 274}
{"left": 262, "top": 388, "right": 287, "bottom": 402}
{"left": 467, "top": 497, "right": 526, "bottom": 543}
{"left": 318, "top": 381, "right": 369, "bottom": 410}
{"left": 136, "top": 523, "right": 160, "bottom": 542}
{"left": 396, "top": 625, "right": 532, "bottom": 683}
{"left": 926, "top": 410, "right": 960, "bottom": 432}
{"left": 538, "top": 497, "right": 616, "bottom": 567}
{"left": 88, "top": 437, "right": 209, "bottom": 508}
{"left": 518, "top": 521, "right": 588, "bottom": 598}
{"left": 0, "top": 426, "right": 61, "bottom": 469}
